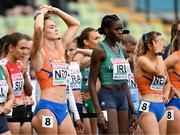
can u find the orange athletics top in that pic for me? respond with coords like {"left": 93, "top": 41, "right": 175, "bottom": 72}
{"left": 35, "top": 47, "right": 68, "bottom": 90}
{"left": 135, "top": 73, "right": 166, "bottom": 95}
{"left": 168, "top": 51, "right": 180, "bottom": 90}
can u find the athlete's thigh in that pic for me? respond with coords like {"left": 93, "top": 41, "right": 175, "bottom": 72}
{"left": 138, "top": 112, "right": 159, "bottom": 134}
{"left": 8, "top": 122, "right": 20, "bottom": 134}
{"left": 82, "top": 106, "right": 92, "bottom": 134}
{"left": 105, "top": 108, "right": 119, "bottom": 134}
{"left": 58, "top": 113, "right": 76, "bottom": 134}
{"left": 20, "top": 122, "right": 32, "bottom": 134}
{"left": 166, "top": 106, "right": 180, "bottom": 134}
{"left": 0, "top": 130, "right": 11, "bottom": 135}
{"left": 158, "top": 110, "right": 167, "bottom": 134}
{"left": 118, "top": 110, "right": 129, "bottom": 134}
{"left": 32, "top": 109, "right": 58, "bottom": 134}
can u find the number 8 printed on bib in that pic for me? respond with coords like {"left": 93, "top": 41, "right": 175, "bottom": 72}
{"left": 166, "top": 110, "right": 174, "bottom": 121}
{"left": 139, "top": 101, "right": 150, "bottom": 112}
{"left": 42, "top": 116, "right": 53, "bottom": 128}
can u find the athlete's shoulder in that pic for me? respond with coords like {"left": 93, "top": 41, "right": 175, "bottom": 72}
{"left": 0, "top": 58, "right": 8, "bottom": 65}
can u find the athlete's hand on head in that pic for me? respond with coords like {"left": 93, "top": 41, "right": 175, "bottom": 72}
{"left": 39, "top": 5, "right": 53, "bottom": 14}
{"left": 153, "top": 37, "right": 166, "bottom": 53}
{"left": 75, "top": 119, "right": 84, "bottom": 134}
{"left": 39, "top": 5, "right": 59, "bottom": 14}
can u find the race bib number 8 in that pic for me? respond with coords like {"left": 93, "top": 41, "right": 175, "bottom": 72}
{"left": 42, "top": 116, "right": 53, "bottom": 128}
{"left": 166, "top": 110, "right": 174, "bottom": 121}
{"left": 139, "top": 101, "right": 150, "bottom": 112}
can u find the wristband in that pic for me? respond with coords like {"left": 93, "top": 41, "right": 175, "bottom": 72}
{"left": 96, "top": 112, "right": 103, "bottom": 118}
{"left": 155, "top": 52, "right": 163, "bottom": 56}
{"left": 33, "top": 11, "right": 43, "bottom": 20}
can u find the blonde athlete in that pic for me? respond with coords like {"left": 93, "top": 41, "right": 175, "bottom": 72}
{"left": 134, "top": 31, "right": 170, "bottom": 134}
{"left": 31, "top": 5, "right": 80, "bottom": 134}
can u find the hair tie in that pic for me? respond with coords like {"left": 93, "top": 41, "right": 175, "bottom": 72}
{"left": 142, "top": 34, "right": 147, "bottom": 41}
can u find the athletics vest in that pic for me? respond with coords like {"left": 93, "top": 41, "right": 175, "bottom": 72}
{"left": 99, "top": 41, "right": 127, "bottom": 85}
{"left": 135, "top": 73, "right": 166, "bottom": 95}
{"left": 35, "top": 47, "right": 68, "bottom": 90}
{"left": 0, "top": 58, "right": 24, "bottom": 97}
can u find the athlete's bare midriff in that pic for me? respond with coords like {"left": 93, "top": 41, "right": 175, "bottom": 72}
{"left": 141, "top": 93, "right": 164, "bottom": 102}
{"left": 40, "top": 86, "right": 67, "bottom": 103}
{"left": 72, "top": 90, "right": 83, "bottom": 103}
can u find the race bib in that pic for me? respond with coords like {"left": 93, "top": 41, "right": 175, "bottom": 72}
{"left": 139, "top": 101, "right": 150, "bottom": 112}
{"left": 52, "top": 63, "right": 68, "bottom": 85}
{"left": 68, "top": 62, "right": 82, "bottom": 90}
{"left": 127, "top": 73, "right": 137, "bottom": 89}
{"left": 166, "top": 110, "right": 174, "bottom": 121}
{"left": 11, "top": 73, "right": 24, "bottom": 96}
{"left": 0, "top": 80, "right": 8, "bottom": 103}
{"left": 150, "top": 76, "right": 166, "bottom": 91}
{"left": 111, "top": 58, "right": 128, "bottom": 80}
{"left": 69, "top": 74, "right": 81, "bottom": 90}
{"left": 42, "top": 116, "right": 53, "bottom": 128}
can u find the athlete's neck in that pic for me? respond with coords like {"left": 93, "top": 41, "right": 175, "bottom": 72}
{"left": 6, "top": 54, "right": 17, "bottom": 64}
{"left": 43, "top": 39, "right": 56, "bottom": 51}
{"left": 104, "top": 38, "right": 116, "bottom": 48}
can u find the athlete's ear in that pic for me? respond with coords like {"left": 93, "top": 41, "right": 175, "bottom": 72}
{"left": 8, "top": 44, "right": 14, "bottom": 52}
{"left": 147, "top": 43, "right": 153, "bottom": 50}
{"left": 83, "top": 39, "right": 89, "bottom": 46}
